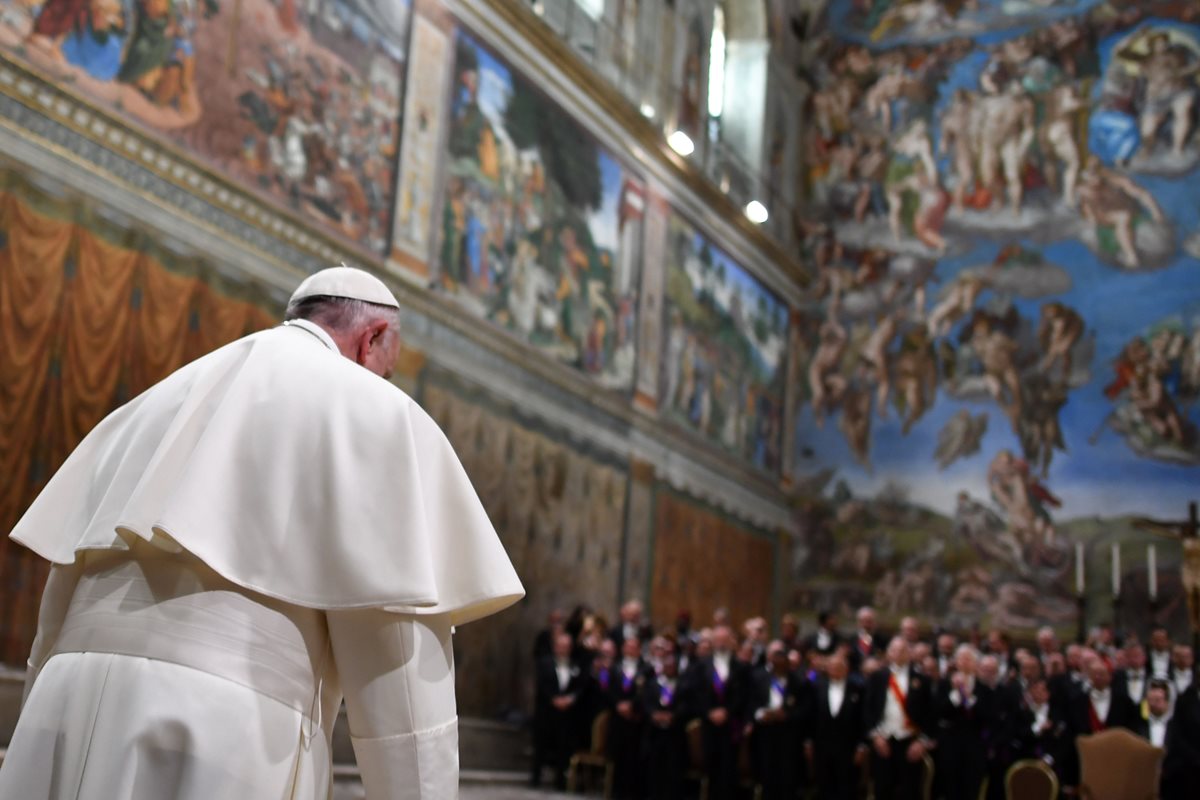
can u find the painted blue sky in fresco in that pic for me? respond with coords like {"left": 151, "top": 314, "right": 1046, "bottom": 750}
{"left": 795, "top": 10, "right": 1200, "bottom": 520}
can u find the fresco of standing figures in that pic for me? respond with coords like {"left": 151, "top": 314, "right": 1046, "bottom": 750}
{"left": 789, "top": 0, "right": 1200, "bottom": 637}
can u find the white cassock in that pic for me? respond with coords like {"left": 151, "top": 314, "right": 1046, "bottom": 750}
{"left": 0, "top": 319, "right": 524, "bottom": 800}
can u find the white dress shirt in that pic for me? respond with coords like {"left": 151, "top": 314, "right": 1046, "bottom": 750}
{"left": 816, "top": 629, "right": 832, "bottom": 651}
{"left": 1174, "top": 670, "right": 1193, "bottom": 694}
{"left": 1125, "top": 670, "right": 1145, "bottom": 703}
{"left": 829, "top": 679, "right": 846, "bottom": 717}
{"left": 1151, "top": 650, "right": 1172, "bottom": 679}
{"left": 1090, "top": 688, "right": 1111, "bottom": 724}
{"left": 714, "top": 651, "right": 731, "bottom": 683}
{"left": 1148, "top": 714, "right": 1169, "bottom": 748}
{"left": 1030, "top": 703, "right": 1050, "bottom": 734}
{"left": 879, "top": 666, "right": 913, "bottom": 739}
{"left": 556, "top": 660, "right": 573, "bottom": 692}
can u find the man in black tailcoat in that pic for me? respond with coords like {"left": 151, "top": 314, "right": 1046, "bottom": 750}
{"left": 748, "top": 640, "right": 807, "bottom": 800}
{"left": 863, "top": 636, "right": 935, "bottom": 800}
{"left": 532, "top": 631, "right": 587, "bottom": 789}
{"left": 641, "top": 649, "right": 692, "bottom": 800}
{"left": 689, "top": 624, "right": 750, "bottom": 798}
{"left": 806, "top": 649, "right": 865, "bottom": 800}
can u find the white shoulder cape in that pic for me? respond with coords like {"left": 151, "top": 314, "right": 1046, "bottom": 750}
{"left": 10, "top": 322, "right": 524, "bottom": 625}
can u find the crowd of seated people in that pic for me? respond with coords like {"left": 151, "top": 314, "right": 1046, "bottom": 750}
{"left": 529, "top": 601, "right": 1200, "bottom": 799}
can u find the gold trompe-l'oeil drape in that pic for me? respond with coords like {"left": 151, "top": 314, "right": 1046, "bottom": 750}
{"left": 0, "top": 174, "right": 278, "bottom": 664}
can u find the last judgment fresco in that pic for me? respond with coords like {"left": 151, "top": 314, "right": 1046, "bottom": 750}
{"left": 789, "top": 0, "right": 1200, "bottom": 637}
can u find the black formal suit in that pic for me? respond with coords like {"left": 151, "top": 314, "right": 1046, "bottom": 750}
{"left": 747, "top": 668, "right": 807, "bottom": 800}
{"left": 687, "top": 653, "right": 750, "bottom": 799}
{"left": 1161, "top": 686, "right": 1200, "bottom": 800}
{"left": 640, "top": 672, "right": 691, "bottom": 800}
{"left": 849, "top": 632, "right": 883, "bottom": 673}
{"left": 863, "top": 665, "right": 935, "bottom": 800}
{"left": 532, "top": 655, "right": 588, "bottom": 788}
{"left": 1113, "top": 668, "right": 1150, "bottom": 706}
{"left": 809, "top": 674, "right": 865, "bottom": 800}
{"left": 1067, "top": 685, "right": 1140, "bottom": 736}
{"left": 934, "top": 678, "right": 995, "bottom": 800}
{"left": 609, "top": 658, "right": 651, "bottom": 799}
{"left": 1013, "top": 701, "right": 1072, "bottom": 779}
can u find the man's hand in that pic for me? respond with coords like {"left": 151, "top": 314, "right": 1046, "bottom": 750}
{"left": 552, "top": 695, "right": 575, "bottom": 711}
{"left": 652, "top": 710, "right": 673, "bottom": 728}
{"left": 708, "top": 707, "right": 728, "bottom": 726}
{"left": 616, "top": 700, "right": 634, "bottom": 719}
{"left": 906, "top": 739, "right": 927, "bottom": 762}
{"left": 854, "top": 745, "right": 867, "bottom": 767}
{"left": 873, "top": 734, "right": 890, "bottom": 758}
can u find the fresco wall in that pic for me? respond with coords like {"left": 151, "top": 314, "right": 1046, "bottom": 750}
{"left": 660, "top": 213, "right": 789, "bottom": 472}
{"left": 0, "top": 0, "right": 408, "bottom": 254}
{"left": 790, "top": 0, "right": 1200, "bottom": 638}
{"left": 438, "top": 31, "right": 643, "bottom": 391}
{"left": 421, "top": 376, "right": 629, "bottom": 716}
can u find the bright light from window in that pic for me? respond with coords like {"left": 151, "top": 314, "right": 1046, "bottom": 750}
{"left": 639, "top": 103, "right": 656, "bottom": 119}
{"left": 531, "top": 1, "right": 544, "bottom": 15}
{"left": 668, "top": 130, "right": 695, "bottom": 156}
{"left": 745, "top": 201, "right": 769, "bottom": 224}
{"left": 708, "top": 6, "right": 726, "bottom": 118}
{"left": 575, "top": 0, "right": 603, "bottom": 21}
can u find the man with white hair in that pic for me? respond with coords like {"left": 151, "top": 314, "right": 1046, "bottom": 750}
{"left": 864, "top": 636, "right": 935, "bottom": 800}
{"left": 0, "top": 265, "right": 524, "bottom": 799}
{"left": 935, "top": 645, "right": 994, "bottom": 800}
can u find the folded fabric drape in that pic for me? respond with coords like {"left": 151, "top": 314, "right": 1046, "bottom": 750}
{"left": 0, "top": 173, "right": 277, "bottom": 664}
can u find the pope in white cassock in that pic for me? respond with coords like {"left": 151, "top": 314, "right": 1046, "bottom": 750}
{"left": 0, "top": 266, "right": 524, "bottom": 799}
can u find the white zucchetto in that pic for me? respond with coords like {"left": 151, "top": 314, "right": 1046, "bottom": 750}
{"left": 289, "top": 264, "right": 400, "bottom": 308}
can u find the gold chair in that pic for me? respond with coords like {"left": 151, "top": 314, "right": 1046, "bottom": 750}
{"left": 1005, "top": 759, "right": 1058, "bottom": 800}
{"left": 1076, "top": 728, "right": 1163, "bottom": 800}
{"left": 684, "top": 719, "right": 709, "bottom": 800}
{"left": 567, "top": 710, "right": 614, "bottom": 797}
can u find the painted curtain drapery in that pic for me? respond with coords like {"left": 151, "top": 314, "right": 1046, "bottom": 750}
{"left": 0, "top": 172, "right": 276, "bottom": 664}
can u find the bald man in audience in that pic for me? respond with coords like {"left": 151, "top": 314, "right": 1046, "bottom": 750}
{"left": 692, "top": 624, "right": 749, "bottom": 798}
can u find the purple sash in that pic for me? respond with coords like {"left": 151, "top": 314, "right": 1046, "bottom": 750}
{"left": 660, "top": 682, "right": 674, "bottom": 706}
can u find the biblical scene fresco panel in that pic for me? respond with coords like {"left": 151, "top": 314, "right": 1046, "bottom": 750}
{"left": 660, "top": 213, "right": 788, "bottom": 473}
{"left": 439, "top": 31, "right": 642, "bottom": 391}
{"left": 0, "top": 0, "right": 408, "bottom": 254}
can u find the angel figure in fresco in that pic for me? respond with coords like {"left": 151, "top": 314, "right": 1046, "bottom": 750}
{"left": 938, "top": 88, "right": 980, "bottom": 211}
{"left": 1037, "top": 301, "right": 1085, "bottom": 381}
{"left": 977, "top": 84, "right": 1036, "bottom": 215}
{"left": 892, "top": 327, "right": 937, "bottom": 435}
{"left": 26, "top": 0, "right": 130, "bottom": 81}
{"left": 965, "top": 309, "right": 1023, "bottom": 425}
{"left": 1117, "top": 30, "right": 1200, "bottom": 158}
{"left": 809, "top": 312, "right": 848, "bottom": 429}
{"left": 838, "top": 380, "right": 874, "bottom": 470}
{"left": 1040, "top": 83, "right": 1086, "bottom": 207}
{"left": 859, "top": 306, "right": 904, "bottom": 418}
{"left": 1018, "top": 373, "right": 1068, "bottom": 479}
{"left": 926, "top": 271, "right": 988, "bottom": 339}
{"left": 988, "top": 449, "right": 1060, "bottom": 551}
{"left": 1077, "top": 155, "right": 1165, "bottom": 268}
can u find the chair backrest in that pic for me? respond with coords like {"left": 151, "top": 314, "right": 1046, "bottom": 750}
{"left": 685, "top": 719, "right": 705, "bottom": 771}
{"left": 1005, "top": 759, "right": 1058, "bottom": 800}
{"left": 590, "top": 710, "right": 610, "bottom": 756}
{"left": 1077, "top": 728, "right": 1164, "bottom": 800}
{"left": 920, "top": 752, "right": 935, "bottom": 800}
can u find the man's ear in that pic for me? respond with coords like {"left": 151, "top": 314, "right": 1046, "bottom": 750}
{"left": 356, "top": 320, "right": 390, "bottom": 364}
